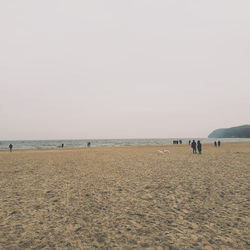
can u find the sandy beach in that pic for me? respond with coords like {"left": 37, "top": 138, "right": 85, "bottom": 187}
{"left": 0, "top": 142, "right": 249, "bottom": 249}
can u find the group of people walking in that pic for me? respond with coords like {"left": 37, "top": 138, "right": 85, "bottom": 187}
{"left": 214, "top": 141, "right": 221, "bottom": 147}
{"left": 191, "top": 140, "right": 202, "bottom": 154}
{"left": 189, "top": 140, "right": 222, "bottom": 154}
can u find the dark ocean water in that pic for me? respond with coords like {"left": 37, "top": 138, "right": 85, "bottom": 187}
{"left": 0, "top": 138, "right": 250, "bottom": 150}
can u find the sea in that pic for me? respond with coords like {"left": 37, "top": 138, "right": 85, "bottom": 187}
{"left": 0, "top": 138, "right": 250, "bottom": 150}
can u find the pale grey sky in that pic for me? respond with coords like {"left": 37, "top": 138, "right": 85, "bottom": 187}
{"left": 0, "top": 0, "right": 249, "bottom": 140}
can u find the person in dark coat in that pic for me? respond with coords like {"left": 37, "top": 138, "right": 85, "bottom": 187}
{"left": 197, "top": 141, "right": 202, "bottom": 154}
{"left": 9, "top": 144, "right": 13, "bottom": 152}
{"left": 191, "top": 140, "right": 197, "bottom": 154}
{"left": 218, "top": 140, "right": 221, "bottom": 147}
{"left": 214, "top": 141, "right": 217, "bottom": 147}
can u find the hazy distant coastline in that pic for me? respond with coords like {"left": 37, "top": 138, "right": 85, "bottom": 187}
{"left": 208, "top": 125, "right": 250, "bottom": 138}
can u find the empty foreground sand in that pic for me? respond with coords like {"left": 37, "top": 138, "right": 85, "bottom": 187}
{"left": 0, "top": 142, "right": 249, "bottom": 249}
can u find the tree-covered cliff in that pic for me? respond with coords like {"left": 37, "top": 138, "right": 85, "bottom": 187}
{"left": 208, "top": 125, "right": 250, "bottom": 138}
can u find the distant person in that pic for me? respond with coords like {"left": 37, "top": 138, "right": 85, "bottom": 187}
{"left": 191, "top": 140, "right": 197, "bottom": 154}
{"left": 62, "top": 143, "right": 64, "bottom": 148}
{"left": 218, "top": 141, "right": 221, "bottom": 147}
{"left": 197, "top": 141, "right": 202, "bottom": 154}
{"left": 189, "top": 140, "right": 191, "bottom": 145}
{"left": 9, "top": 144, "right": 13, "bottom": 152}
{"left": 214, "top": 141, "right": 217, "bottom": 147}
{"left": 87, "top": 142, "right": 91, "bottom": 147}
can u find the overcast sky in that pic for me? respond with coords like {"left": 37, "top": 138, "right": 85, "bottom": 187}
{"left": 0, "top": 0, "right": 249, "bottom": 140}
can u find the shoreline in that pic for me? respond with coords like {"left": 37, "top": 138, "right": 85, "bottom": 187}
{"left": 0, "top": 141, "right": 250, "bottom": 153}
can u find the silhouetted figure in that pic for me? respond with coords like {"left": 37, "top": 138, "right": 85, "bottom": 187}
{"left": 62, "top": 143, "right": 64, "bottom": 148}
{"left": 9, "top": 144, "right": 13, "bottom": 152}
{"left": 214, "top": 141, "right": 217, "bottom": 147}
{"left": 179, "top": 140, "right": 182, "bottom": 144}
{"left": 191, "top": 140, "right": 197, "bottom": 154}
{"left": 197, "top": 141, "right": 202, "bottom": 154}
{"left": 218, "top": 141, "right": 221, "bottom": 147}
{"left": 189, "top": 140, "right": 191, "bottom": 145}
{"left": 87, "top": 142, "right": 91, "bottom": 147}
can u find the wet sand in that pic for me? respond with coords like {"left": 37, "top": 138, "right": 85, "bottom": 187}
{"left": 0, "top": 142, "right": 249, "bottom": 249}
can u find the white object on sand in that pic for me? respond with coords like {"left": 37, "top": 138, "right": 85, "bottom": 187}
{"left": 158, "top": 149, "right": 170, "bottom": 154}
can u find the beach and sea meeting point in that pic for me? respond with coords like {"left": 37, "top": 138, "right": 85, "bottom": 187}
{"left": 0, "top": 1, "right": 250, "bottom": 249}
